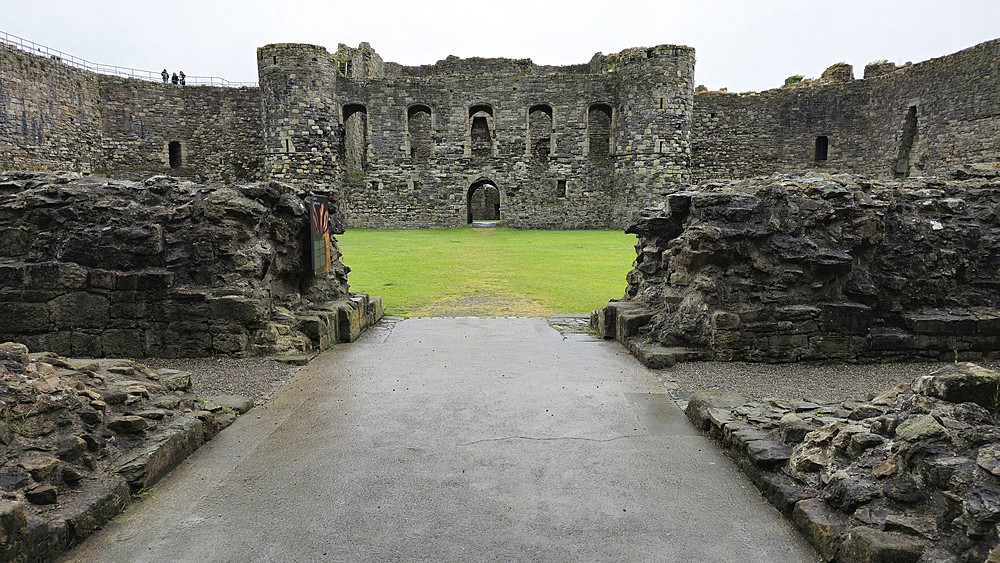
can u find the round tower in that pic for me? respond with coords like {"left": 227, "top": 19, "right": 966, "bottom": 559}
{"left": 611, "top": 44, "right": 696, "bottom": 186}
{"left": 257, "top": 44, "right": 341, "bottom": 187}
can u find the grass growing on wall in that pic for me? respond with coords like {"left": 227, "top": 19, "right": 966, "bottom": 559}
{"left": 337, "top": 227, "right": 636, "bottom": 317}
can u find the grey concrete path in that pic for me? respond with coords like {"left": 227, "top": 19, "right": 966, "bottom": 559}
{"left": 60, "top": 317, "right": 819, "bottom": 562}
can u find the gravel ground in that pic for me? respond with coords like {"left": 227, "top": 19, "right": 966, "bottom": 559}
{"left": 660, "top": 359, "right": 1000, "bottom": 404}
{"left": 141, "top": 357, "right": 298, "bottom": 403}
{"left": 138, "top": 314, "right": 999, "bottom": 408}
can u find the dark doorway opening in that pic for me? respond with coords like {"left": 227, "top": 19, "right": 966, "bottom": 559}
{"left": 168, "top": 141, "right": 182, "bottom": 168}
{"left": 815, "top": 136, "right": 829, "bottom": 161}
{"left": 468, "top": 179, "right": 501, "bottom": 224}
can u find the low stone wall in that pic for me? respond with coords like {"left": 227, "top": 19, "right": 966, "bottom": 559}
{"left": 596, "top": 164, "right": 1000, "bottom": 363}
{"left": 0, "top": 172, "right": 381, "bottom": 358}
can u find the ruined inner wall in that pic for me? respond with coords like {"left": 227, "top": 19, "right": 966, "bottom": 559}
{"left": 0, "top": 172, "right": 360, "bottom": 358}
{"left": 0, "top": 44, "right": 264, "bottom": 182}
{"left": 692, "top": 38, "right": 1000, "bottom": 181}
{"left": 601, "top": 165, "right": 1000, "bottom": 363}
{"left": 257, "top": 42, "right": 696, "bottom": 229}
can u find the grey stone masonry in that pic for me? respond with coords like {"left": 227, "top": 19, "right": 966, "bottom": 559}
{"left": 257, "top": 42, "right": 695, "bottom": 229}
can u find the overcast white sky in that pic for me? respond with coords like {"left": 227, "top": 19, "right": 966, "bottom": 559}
{"left": 3, "top": 0, "right": 998, "bottom": 92}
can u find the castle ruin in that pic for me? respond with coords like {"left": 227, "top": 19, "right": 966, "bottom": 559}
{"left": 3, "top": 37, "right": 997, "bottom": 229}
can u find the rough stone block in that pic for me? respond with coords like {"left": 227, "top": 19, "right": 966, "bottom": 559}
{"left": 793, "top": 498, "right": 849, "bottom": 562}
{"left": 115, "top": 272, "right": 174, "bottom": 292}
{"left": 628, "top": 339, "right": 677, "bottom": 369}
{"left": 0, "top": 302, "right": 51, "bottom": 333}
{"left": 747, "top": 440, "right": 793, "bottom": 466}
{"left": 821, "top": 303, "right": 873, "bottom": 335}
{"left": 685, "top": 390, "right": 747, "bottom": 431}
{"left": 212, "top": 331, "right": 249, "bottom": 354}
{"left": 24, "top": 262, "right": 88, "bottom": 289}
{"left": 208, "top": 295, "right": 267, "bottom": 325}
{"left": 836, "top": 526, "right": 927, "bottom": 563}
{"left": 71, "top": 331, "right": 103, "bottom": 358}
{"left": 49, "top": 292, "right": 109, "bottom": 329}
{"left": 904, "top": 311, "right": 976, "bottom": 335}
{"left": 51, "top": 477, "right": 131, "bottom": 544}
{"left": 912, "top": 363, "right": 1000, "bottom": 411}
{"left": 110, "top": 416, "right": 206, "bottom": 492}
{"left": 102, "top": 329, "right": 143, "bottom": 358}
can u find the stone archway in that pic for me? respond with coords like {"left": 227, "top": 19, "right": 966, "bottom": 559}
{"left": 467, "top": 179, "right": 501, "bottom": 224}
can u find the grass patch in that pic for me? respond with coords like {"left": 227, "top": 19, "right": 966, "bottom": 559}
{"left": 337, "top": 227, "right": 635, "bottom": 317}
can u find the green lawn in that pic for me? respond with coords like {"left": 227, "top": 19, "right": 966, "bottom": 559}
{"left": 336, "top": 227, "right": 636, "bottom": 317}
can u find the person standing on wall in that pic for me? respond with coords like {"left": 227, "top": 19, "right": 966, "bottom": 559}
{"left": 161, "top": 69, "right": 169, "bottom": 83}
{"left": 171, "top": 72, "right": 179, "bottom": 85}
{"left": 179, "top": 71, "right": 186, "bottom": 85}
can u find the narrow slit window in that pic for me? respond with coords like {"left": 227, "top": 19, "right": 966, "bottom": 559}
{"left": 557, "top": 180, "right": 567, "bottom": 198}
{"left": 895, "top": 106, "right": 918, "bottom": 178}
{"left": 815, "top": 136, "right": 829, "bottom": 161}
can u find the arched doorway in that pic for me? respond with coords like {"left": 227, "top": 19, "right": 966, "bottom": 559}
{"left": 467, "top": 179, "right": 501, "bottom": 224}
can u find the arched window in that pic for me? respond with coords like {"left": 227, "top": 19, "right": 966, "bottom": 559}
{"left": 168, "top": 141, "right": 182, "bottom": 168}
{"left": 815, "top": 136, "right": 829, "bottom": 161}
{"left": 528, "top": 104, "right": 553, "bottom": 163}
{"left": 588, "top": 104, "right": 612, "bottom": 162}
{"left": 407, "top": 105, "right": 432, "bottom": 162}
{"left": 469, "top": 105, "right": 494, "bottom": 158}
{"left": 343, "top": 104, "right": 368, "bottom": 173}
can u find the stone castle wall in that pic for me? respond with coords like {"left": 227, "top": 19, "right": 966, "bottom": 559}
{"left": 0, "top": 44, "right": 264, "bottom": 183}
{"left": 692, "top": 38, "right": 1000, "bottom": 181}
{"left": 2, "top": 37, "right": 999, "bottom": 229}
{"left": 258, "top": 42, "right": 696, "bottom": 229}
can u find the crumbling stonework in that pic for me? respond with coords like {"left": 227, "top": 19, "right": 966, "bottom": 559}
{"left": 0, "top": 342, "right": 239, "bottom": 563}
{"left": 685, "top": 362, "right": 1000, "bottom": 563}
{"left": 0, "top": 172, "right": 381, "bottom": 358}
{"left": 596, "top": 164, "right": 1000, "bottom": 363}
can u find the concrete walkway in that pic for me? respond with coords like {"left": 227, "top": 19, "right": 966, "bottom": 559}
{"left": 60, "top": 317, "right": 819, "bottom": 562}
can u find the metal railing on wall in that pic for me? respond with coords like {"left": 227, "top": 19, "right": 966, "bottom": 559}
{"left": 0, "top": 30, "right": 258, "bottom": 88}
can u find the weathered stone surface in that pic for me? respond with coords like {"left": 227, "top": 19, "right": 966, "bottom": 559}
{"left": 691, "top": 362, "right": 1000, "bottom": 561}
{"left": 0, "top": 174, "right": 381, "bottom": 359}
{"left": 836, "top": 526, "right": 927, "bottom": 563}
{"left": 0, "top": 347, "right": 236, "bottom": 562}
{"left": 685, "top": 390, "right": 747, "bottom": 431}
{"left": 25, "top": 484, "right": 58, "bottom": 505}
{"left": 204, "top": 395, "right": 255, "bottom": 414}
{"left": 895, "top": 415, "right": 948, "bottom": 442}
{"left": 912, "top": 363, "right": 1000, "bottom": 410}
{"left": 793, "top": 498, "right": 849, "bottom": 562}
{"left": 602, "top": 170, "right": 1000, "bottom": 363}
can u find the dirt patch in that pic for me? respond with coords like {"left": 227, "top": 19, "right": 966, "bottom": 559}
{"left": 407, "top": 292, "right": 549, "bottom": 317}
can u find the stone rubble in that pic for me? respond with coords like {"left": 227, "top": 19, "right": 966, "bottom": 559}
{"left": 0, "top": 341, "right": 245, "bottom": 563}
{"left": 685, "top": 362, "right": 1000, "bottom": 562}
